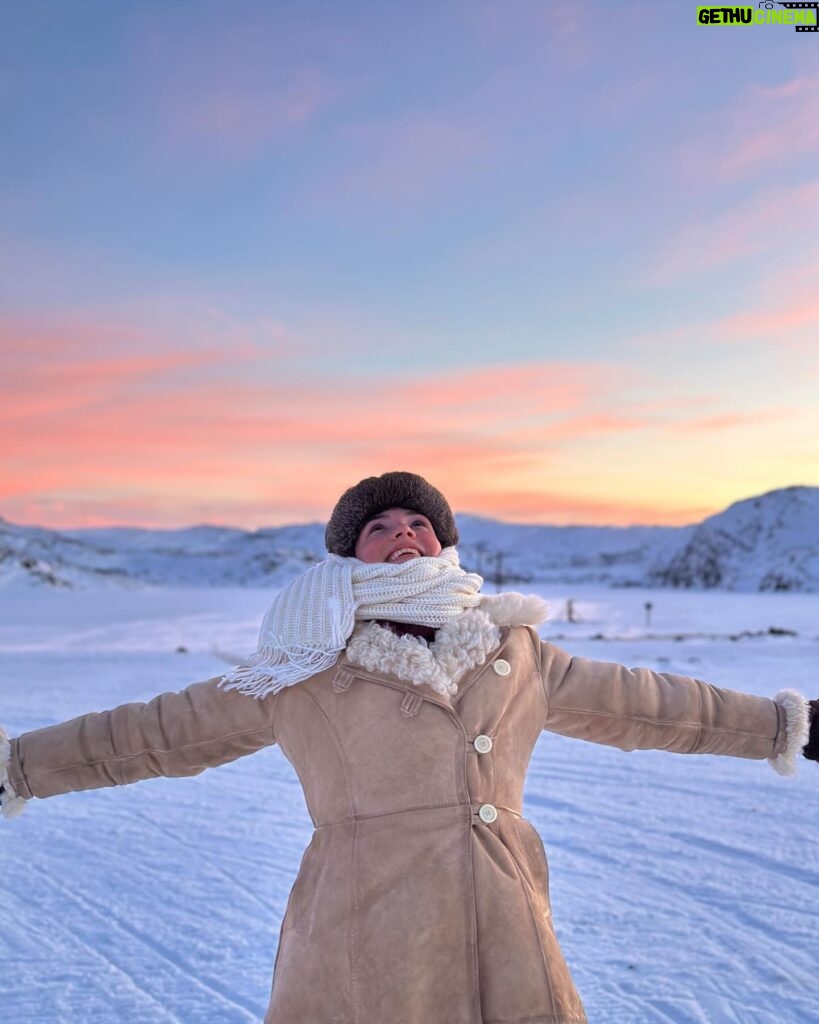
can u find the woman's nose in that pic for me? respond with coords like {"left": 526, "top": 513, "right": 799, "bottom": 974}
{"left": 393, "top": 522, "right": 415, "bottom": 537}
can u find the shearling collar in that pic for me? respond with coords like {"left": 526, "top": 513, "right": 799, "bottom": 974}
{"left": 345, "top": 593, "right": 548, "bottom": 698}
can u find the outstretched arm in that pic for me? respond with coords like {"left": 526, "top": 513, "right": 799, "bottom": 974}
{"left": 1, "top": 676, "right": 279, "bottom": 818}
{"left": 535, "top": 634, "right": 811, "bottom": 775}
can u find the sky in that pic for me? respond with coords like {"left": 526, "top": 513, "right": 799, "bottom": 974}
{"left": 2, "top": 0, "right": 819, "bottom": 530}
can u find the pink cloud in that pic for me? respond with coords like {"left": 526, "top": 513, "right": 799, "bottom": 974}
{"left": 465, "top": 0, "right": 598, "bottom": 68}
{"left": 2, "top": 357, "right": 632, "bottom": 467}
{"left": 717, "top": 298, "right": 819, "bottom": 342}
{"left": 0, "top": 313, "right": 275, "bottom": 424}
{"left": 536, "top": 411, "right": 656, "bottom": 441}
{"left": 3, "top": 312, "right": 811, "bottom": 529}
{"left": 672, "top": 73, "right": 819, "bottom": 185}
{"left": 457, "top": 487, "right": 711, "bottom": 527}
{"left": 395, "top": 361, "right": 612, "bottom": 411}
{"left": 128, "top": 13, "right": 351, "bottom": 163}
{"left": 642, "top": 178, "right": 819, "bottom": 285}
{"left": 0, "top": 315, "right": 654, "bottom": 525}
{"left": 295, "top": 112, "right": 484, "bottom": 210}
{"left": 666, "top": 408, "right": 795, "bottom": 433}
{"left": 168, "top": 68, "right": 339, "bottom": 158}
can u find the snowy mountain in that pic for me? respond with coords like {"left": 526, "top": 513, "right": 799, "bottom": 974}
{"left": 0, "top": 519, "right": 326, "bottom": 590}
{"left": 1, "top": 485, "right": 816, "bottom": 592}
{"left": 649, "top": 485, "right": 819, "bottom": 592}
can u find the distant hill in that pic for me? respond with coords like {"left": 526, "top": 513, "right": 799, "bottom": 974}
{"left": 1, "top": 486, "right": 816, "bottom": 592}
{"left": 649, "top": 486, "right": 819, "bottom": 592}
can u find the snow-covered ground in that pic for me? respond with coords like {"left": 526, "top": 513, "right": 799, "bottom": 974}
{"left": 1, "top": 584, "right": 817, "bottom": 1023}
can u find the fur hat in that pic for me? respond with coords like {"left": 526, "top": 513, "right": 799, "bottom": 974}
{"left": 325, "top": 471, "right": 459, "bottom": 556}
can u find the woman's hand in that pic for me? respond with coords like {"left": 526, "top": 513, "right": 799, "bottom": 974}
{"left": 803, "top": 700, "right": 819, "bottom": 762}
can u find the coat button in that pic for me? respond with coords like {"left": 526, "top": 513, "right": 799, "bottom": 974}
{"left": 493, "top": 659, "right": 511, "bottom": 676}
{"left": 478, "top": 803, "right": 498, "bottom": 824}
{"left": 474, "top": 734, "right": 493, "bottom": 754}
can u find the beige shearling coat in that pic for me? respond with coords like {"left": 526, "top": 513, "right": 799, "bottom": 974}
{"left": 4, "top": 599, "right": 802, "bottom": 1024}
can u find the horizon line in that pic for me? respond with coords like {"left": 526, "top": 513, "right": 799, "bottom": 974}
{"left": 3, "top": 482, "right": 812, "bottom": 536}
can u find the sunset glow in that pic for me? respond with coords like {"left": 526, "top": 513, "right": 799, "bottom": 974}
{"left": 2, "top": 2, "right": 818, "bottom": 530}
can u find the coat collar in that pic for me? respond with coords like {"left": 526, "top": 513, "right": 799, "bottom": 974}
{"left": 345, "top": 593, "right": 547, "bottom": 698}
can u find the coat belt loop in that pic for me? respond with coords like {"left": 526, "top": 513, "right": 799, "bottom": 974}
{"left": 333, "top": 667, "right": 355, "bottom": 693}
{"left": 400, "top": 692, "right": 424, "bottom": 718}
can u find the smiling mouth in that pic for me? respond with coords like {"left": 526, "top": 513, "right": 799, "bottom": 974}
{"left": 387, "top": 547, "right": 421, "bottom": 562}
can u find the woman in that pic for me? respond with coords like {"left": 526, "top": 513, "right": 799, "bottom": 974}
{"left": 2, "top": 471, "right": 817, "bottom": 1024}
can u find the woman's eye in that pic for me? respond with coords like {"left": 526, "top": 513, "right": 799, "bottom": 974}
{"left": 369, "top": 523, "right": 383, "bottom": 533}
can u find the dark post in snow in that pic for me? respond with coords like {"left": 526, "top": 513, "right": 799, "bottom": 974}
{"left": 492, "top": 551, "right": 503, "bottom": 593}
{"left": 644, "top": 601, "right": 653, "bottom": 628}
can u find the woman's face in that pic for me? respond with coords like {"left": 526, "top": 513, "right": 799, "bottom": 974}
{"left": 354, "top": 507, "right": 443, "bottom": 564}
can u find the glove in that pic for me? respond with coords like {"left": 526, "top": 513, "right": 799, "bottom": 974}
{"left": 804, "top": 700, "right": 819, "bottom": 762}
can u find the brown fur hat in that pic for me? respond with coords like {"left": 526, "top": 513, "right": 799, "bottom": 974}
{"left": 325, "top": 471, "right": 459, "bottom": 556}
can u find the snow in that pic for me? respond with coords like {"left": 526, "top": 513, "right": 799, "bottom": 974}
{"left": 1, "top": 584, "right": 817, "bottom": 1023}
{"left": 655, "top": 486, "right": 819, "bottom": 592}
{"left": 3, "top": 485, "right": 818, "bottom": 592}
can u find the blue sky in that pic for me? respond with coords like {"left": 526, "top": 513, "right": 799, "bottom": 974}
{"left": 2, "top": 1, "right": 818, "bottom": 528}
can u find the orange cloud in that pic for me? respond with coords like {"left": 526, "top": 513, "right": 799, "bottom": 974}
{"left": 454, "top": 487, "right": 711, "bottom": 527}
{"left": 535, "top": 410, "right": 656, "bottom": 440}
{"left": 666, "top": 408, "right": 795, "bottom": 433}
{"left": 3, "top": 311, "right": 814, "bottom": 530}
{"left": 3, "top": 358, "right": 625, "bottom": 479}
{"left": 1, "top": 352, "right": 229, "bottom": 419}
{"left": 0, "top": 318, "right": 647, "bottom": 525}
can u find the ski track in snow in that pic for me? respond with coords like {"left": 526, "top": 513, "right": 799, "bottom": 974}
{"left": 1, "top": 585, "right": 817, "bottom": 1023}
{"left": 20, "top": 860, "right": 191, "bottom": 1024}
{"left": 124, "top": 808, "right": 286, "bottom": 919}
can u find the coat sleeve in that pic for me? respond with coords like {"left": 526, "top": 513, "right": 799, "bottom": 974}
{"left": 535, "top": 636, "right": 809, "bottom": 776}
{"left": 2, "top": 676, "right": 279, "bottom": 813}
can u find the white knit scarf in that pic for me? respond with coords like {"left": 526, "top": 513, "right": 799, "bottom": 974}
{"left": 220, "top": 547, "right": 483, "bottom": 698}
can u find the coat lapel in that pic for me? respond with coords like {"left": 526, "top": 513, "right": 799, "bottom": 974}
{"left": 344, "top": 593, "right": 547, "bottom": 699}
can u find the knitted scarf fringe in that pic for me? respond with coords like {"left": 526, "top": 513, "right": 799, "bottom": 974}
{"left": 220, "top": 548, "right": 483, "bottom": 699}
{"left": 221, "top": 644, "right": 342, "bottom": 697}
